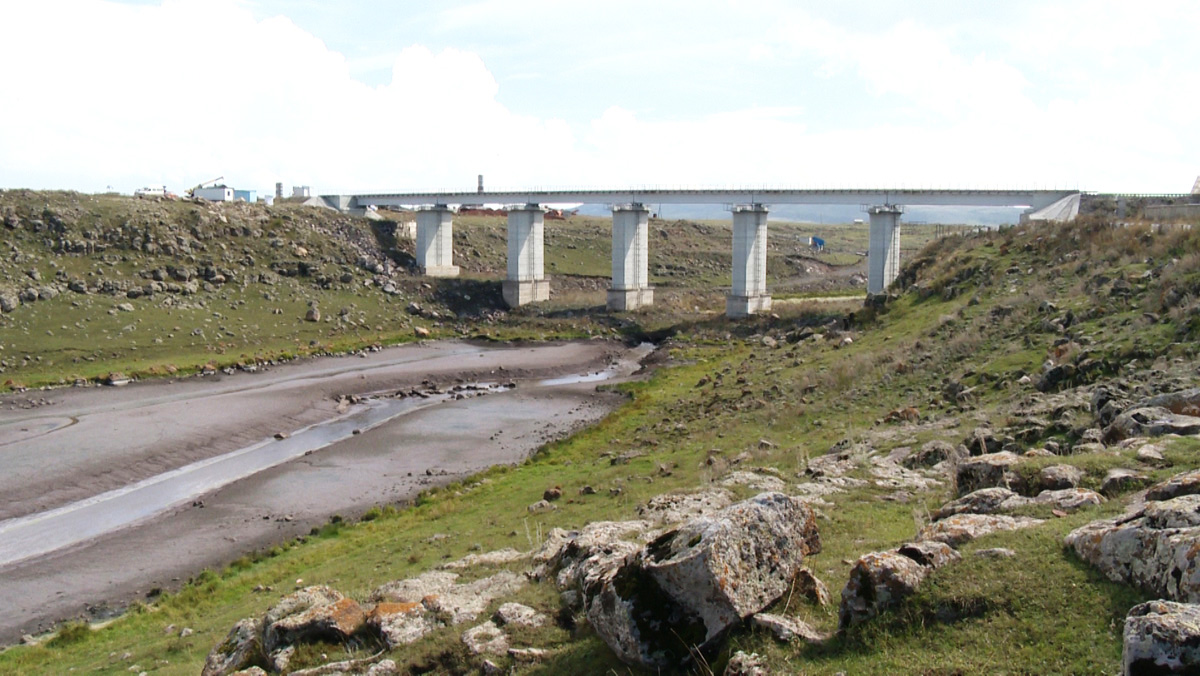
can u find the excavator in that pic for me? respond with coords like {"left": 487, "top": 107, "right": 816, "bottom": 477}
{"left": 185, "top": 176, "right": 224, "bottom": 198}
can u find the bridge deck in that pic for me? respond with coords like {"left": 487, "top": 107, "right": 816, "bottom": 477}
{"left": 341, "top": 188, "right": 1080, "bottom": 211}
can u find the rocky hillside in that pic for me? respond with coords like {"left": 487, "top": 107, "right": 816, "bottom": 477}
{"left": 5, "top": 212, "right": 1200, "bottom": 674}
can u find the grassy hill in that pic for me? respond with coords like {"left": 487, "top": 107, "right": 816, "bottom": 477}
{"left": 4, "top": 193, "right": 1197, "bottom": 673}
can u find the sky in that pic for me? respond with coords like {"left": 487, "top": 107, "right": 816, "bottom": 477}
{"left": 0, "top": 0, "right": 1196, "bottom": 197}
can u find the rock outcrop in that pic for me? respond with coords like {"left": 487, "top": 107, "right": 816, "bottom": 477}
{"left": 1103, "top": 407, "right": 1200, "bottom": 444}
{"left": 1066, "top": 494, "right": 1200, "bottom": 602}
{"left": 955, "top": 452, "right": 1023, "bottom": 496}
{"left": 918, "top": 513, "right": 1044, "bottom": 548}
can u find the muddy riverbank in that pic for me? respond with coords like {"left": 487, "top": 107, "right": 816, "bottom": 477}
{"left": 0, "top": 339, "right": 652, "bottom": 644}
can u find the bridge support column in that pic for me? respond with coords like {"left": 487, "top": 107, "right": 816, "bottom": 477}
{"left": 867, "top": 205, "right": 902, "bottom": 294}
{"left": 608, "top": 204, "right": 653, "bottom": 311}
{"left": 415, "top": 206, "right": 459, "bottom": 277}
{"left": 502, "top": 205, "right": 550, "bottom": 307}
{"left": 727, "top": 204, "right": 771, "bottom": 318}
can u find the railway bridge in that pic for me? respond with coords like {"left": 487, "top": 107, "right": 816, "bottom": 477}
{"left": 326, "top": 188, "right": 1081, "bottom": 318}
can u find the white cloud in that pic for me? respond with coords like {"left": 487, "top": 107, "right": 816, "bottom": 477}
{"left": 0, "top": 0, "right": 1196, "bottom": 196}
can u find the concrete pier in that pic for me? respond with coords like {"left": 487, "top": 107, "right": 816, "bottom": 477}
{"left": 867, "top": 205, "right": 902, "bottom": 294}
{"left": 502, "top": 205, "right": 550, "bottom": 307}
{"left": 608, "top": 204, "right": 653, "bottom": 311}
{"left": 727, "top": 204, "right": 771, "bottom": 318}
{"left": 415, "top": 206, "right": 459, "bottom": 277}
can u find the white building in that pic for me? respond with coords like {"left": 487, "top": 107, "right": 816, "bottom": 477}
{"left": 195, "top": 186, "right": 235, "bottom": 202}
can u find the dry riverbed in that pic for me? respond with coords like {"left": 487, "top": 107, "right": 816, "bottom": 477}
{"left": 0, "top": 339, "right": 651, "bottom": 644}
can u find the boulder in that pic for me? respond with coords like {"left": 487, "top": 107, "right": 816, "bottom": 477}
{"left": 917, "top": 513, "right": 1044, "bottom": 548}
{"left": 1147, "top": 470, "right": 1200, "bottom": 502}
{"left": 1038, "top": 464, "right": 1085, "bottom": 491}
{"left": 1123, "top": 600, "right": 1200, "bottom": 675}
{"left": 964, "top": 427, "right": 1003, "bottom": 456}
{"left": 368, "top": 601, "right": 436, "bottom": 647}
{"left": 839, "top": 541, "right": 960, "bottom": 629}
{"left": 531, "top": 520, "right": 653, "bottom": 594}
{"left": 366, "top": 570, "right": 526, "bottom": 648}
{"left": 1032, "top": 488, "right": 1105, "bottom": 512}
{"left": 584, "top": 493, "right": 820, "bottom": 669}
{"left": 1104, "top": 407, "right": 1200, "bottom": 444}
{"left": 719, "top": 470, "right": 786, "bottom": 492}
{"left": 1137, "top": 389, "right": 1200, "bottom": 417}
{"left": 903, "top": 440, "right": 966, "bottom": 469}
{"left": 1066, "top": 495, "right": 1200, "bottom": 602}
{"left": 955, "top": 452, "right": 1023, "bottom": 496}
{"left": 1102, "top": 468, "right": 1151, "bottom": 497}
{"left": 262, "top": 586, "right": 366, "bottom": 656}
{"left": 202, "top": 618, "right": 262, "bottom": 676}
{"left": 0, "top": 292, "right": 21, "bottom": 313}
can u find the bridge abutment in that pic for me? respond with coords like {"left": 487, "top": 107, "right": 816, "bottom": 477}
{"left": 415, "top": 206, "right": 459, "bottom": 277}
{"left": 502, "top": 205, "right": 550, "bottom": 307}
{"left": 727, "top": 204, "right": 771, "bottom": 318}
{"left": 608, "top": 204, "right": 653, "bottom": 311}
{"left": 867, "top": 205, "right": 902, "bottom": 294}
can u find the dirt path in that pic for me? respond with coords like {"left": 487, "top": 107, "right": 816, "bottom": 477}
{"left": 0, "top": 339, "right": 647, "bottom": 644}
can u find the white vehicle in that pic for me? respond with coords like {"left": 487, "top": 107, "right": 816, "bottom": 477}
{"left": 134, "top": 186, "right": 168, "bottom": 199}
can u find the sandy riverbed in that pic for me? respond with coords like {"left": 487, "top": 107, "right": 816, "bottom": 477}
{"left": 0, "top": 339, "right": 649, "bottom": 644}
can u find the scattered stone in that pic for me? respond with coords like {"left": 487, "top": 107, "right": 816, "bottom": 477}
{"left": 1123, "top": 600, "right": 1200, "bottom": 675}
{"left": 1137, "top": 444, "right": 1165, "bottom": 462}
{"left": 543, "top": 486, "right": 563, "bottom": 501}
{"left": 636, "top": 489, "right": 735, "bottom": 525}
{"left": 918, "top": 513, "right": 1044, "bottom": 548}
{"left": 527, "top": 499, "right": 557, "bottom": 513}
{"left": 1101, "top": 468, "right": 1150, "bottom": 497}
{"left": 975, "top": 548, "right": 1016, "bottom": 559}
{"left": 304, "top": 307, "right": 320, "bottom": 322}
{"left": 413, "top": 326, "right": 430, "bottom": 338}
{"left": 751, "top": 612, "right": 828, "bottom": 644}
{"left": 462, "top": 621, "right": 508, "bottom": 655}
{"left": 724, "top": 650, "right": 770, "bottom": 676}
{"left": 719, "top": 470, "right": 786, "bottom": 492}
{"left": 792, "top": 567, "right": 832, "bottom": 607}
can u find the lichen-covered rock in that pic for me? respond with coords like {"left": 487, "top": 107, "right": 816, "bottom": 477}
{"left": 839, "top": 541, "right": 961, "bottom": 629}
{"left": 1148, "top": 470, "right": 1200, "bottom": 502}
{"left": 1066, "top": 495, "right": 1200, "bottom": 602}
{"left": 530, "top": 520, "right": 652, "bottom": 596}
{"left": 792, "top": 567, "right": 831, "bottom": 607}
{"left": 933, "top": 487, "right": 1028, "bottom": 520}
{"left": 441, "top": 547, "right": 527, "bottom": 570}
{"left": 365, "top": 570, "right": 525, "bottom": 648}
{"left": 494, "top": 602, "right": 546, "bottom": 628}
{"left": 1123, "top": 600, "right": 1200, "bottom": 675}
{"left": 918, "top": 513, "right": 1044, "bottom": 548}
{"left": 724, "top": 650, "right": 770, "bottom": 676}
{"left": 1032, "top": 488, "right": 1105, "bottom": 512}
{"left": 955, "top": 452, "right": 1023, "bottom": 496}
{"left": 637, "top": 489, "right": 735, "bottom": 525}
{"left": 584, "top": 493, "right": 820, "bottom": 669}
{"left": 367, "top": 601, "right": 437, "bottom": 648}
{"left": 1038, "top": 464, "right": 1085, "bottom": 491}
{"left": 1104, "top": 406, "right": 1200, "bottom": 444}
{"left": 262, "top": 586, "right": 365, "bottom": 657}
{"left": 750, "top": 613, "right": 828, "bottom": 644}
{"left": 903, "top": 439, "right": 966, "bottom": 469}
{"left": 462, "top": 621, "right": 509, "bottom": 655}
{"left": 719, "top": 470, "right": 787, "bottom": 492}
{"left": 202, "top": 618, "right": 262, "bottom": 676}
{"left": 1102, "top": 468, "right": 1151, "bottom": 497}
